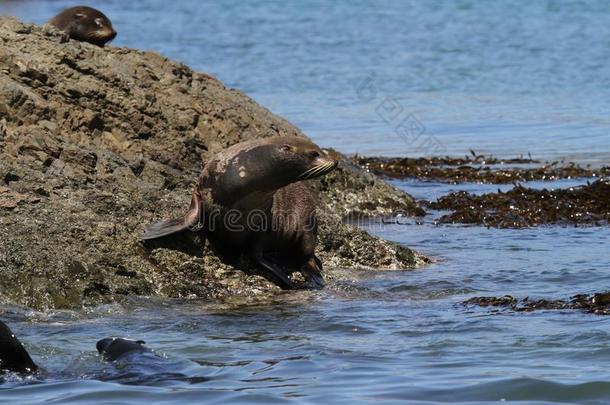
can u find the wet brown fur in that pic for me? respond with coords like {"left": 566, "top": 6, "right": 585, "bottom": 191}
{"left": 143, "top": 137, "right": 338, "bottom": 289}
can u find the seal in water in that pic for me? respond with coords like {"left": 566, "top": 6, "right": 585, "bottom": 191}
{"left": 142, "top": 136, "right": 339, "bottom": 289}
{"left": 0, "top": 320, "right": 38, "bottom": 374}
{"left": 96, "top": 337, "right": 150, "bottom": 361}
{"left": 0, "top": 320, "right": 154, "bottom": 376}
{"left": 95, "top": 337, "right": 209, "bottom": 385}
{"left": 0, "top": 320, "right": 210, "bottom": 385}
{"left": 48, "top": 6, "right": 117, "bottom": 46}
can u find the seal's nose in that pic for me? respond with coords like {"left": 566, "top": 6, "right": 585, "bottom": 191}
{"left": 308, "top": 150, "right": 320, "bottom": 159}
{"left": 319, "top": 149, "right": 339, "bottom": 169}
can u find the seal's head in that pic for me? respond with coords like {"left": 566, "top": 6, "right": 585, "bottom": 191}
{"left": 272, "top": 136, "right": 339, "bottom": 182}
{"left": 96, "top": 337, "right": 148, "bottom": 361}
{"left": 202, "top": 136, "right": 338, "bottom": 203}
{"left": 49, "top": 6, "right": 117, "bottom": 46}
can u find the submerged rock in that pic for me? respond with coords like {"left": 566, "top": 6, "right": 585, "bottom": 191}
{"left": 0, "top": 18, "right": 425, "bottom": 309}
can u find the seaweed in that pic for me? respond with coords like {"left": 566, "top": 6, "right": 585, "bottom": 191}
{"left": 356, "top": 154, "right": 609, "bottom": 184}
{"left": 423, "top": 179, "right": 610, "bottom": 228}
{"left": 464, "top": 292, "right": 610, "bottom": 315}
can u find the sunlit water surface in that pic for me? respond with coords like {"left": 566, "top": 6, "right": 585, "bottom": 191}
{"left": 1, "top": 1, "right": 610, "bottom": 404}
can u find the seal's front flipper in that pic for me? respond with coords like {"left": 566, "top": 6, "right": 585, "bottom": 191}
{"left": 142, "top": 189, "right": 204, "bottom": 241}
{"left": 0, "top": 320, "right": 38, "bottom": 374}
{"left": 256, "top": 257, "right": 296, "bottom": 290}
{"left": 301, "top": 256, "right": 325, "bottom": 289}
{"left": 251, "top": 246, "right": 295, "bottom": 290}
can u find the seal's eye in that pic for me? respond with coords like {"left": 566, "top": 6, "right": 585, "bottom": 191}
{"left": 94, "top": 18, "right": 103, "bottom": 27}
{"left": 281, "top": 144, "right": 295, "bottom": 152}
{"left": 308, "top": 150, "right": 320, "bottom": 159}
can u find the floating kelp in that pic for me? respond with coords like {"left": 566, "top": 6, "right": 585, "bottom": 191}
{"left": 464, "top": 292, "right": 610, "bottom": 315}
{"left": 356, "top": 154, "right": 609, "bottom": 184}
{"left": 423, "top": 179, "right": 610, "bottom": 227}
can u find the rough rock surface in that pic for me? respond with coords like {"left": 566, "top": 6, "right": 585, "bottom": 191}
{"left": 0, "top": 18, "right": 425, "bottom": 310}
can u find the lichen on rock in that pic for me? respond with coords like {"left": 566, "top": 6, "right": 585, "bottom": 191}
{"left": 0, "top": 17, "right": 425, "bottom": 310}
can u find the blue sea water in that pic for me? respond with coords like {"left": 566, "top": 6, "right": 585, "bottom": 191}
{"left": 1, "top": 1, "right": 610, "bottom": 404}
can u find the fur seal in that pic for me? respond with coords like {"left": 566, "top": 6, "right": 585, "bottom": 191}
{"left": 142, "top": 136, "right": 338, "bottom": 289}
{"left": 96, "top": 337, "right": 151, "bottom": 361}
{"left": 48, "top": 6, "right": 117, "bottom": 46}
{"left": 0, "top": 320, "right": 209, "bottom": 385}
{"left": 0, "top": 320, "right": 154, "bottom": 375}
{"left": 0, "top": 320, "right": 38, "bottom": 374}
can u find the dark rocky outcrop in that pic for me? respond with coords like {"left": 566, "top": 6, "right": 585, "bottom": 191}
{"left": 0, "top": 18, "right": 425, "bottom": 309}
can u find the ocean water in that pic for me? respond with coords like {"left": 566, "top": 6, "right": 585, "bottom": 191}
{"left": 1, "top": 1, "right": 610, "bottom": 404}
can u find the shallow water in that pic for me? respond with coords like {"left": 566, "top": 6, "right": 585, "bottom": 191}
{"left": 1, "top": 1, "right": 610, "bottom": 404}
{"left": 3, "top": 209, "right": 610, "bottom": 404}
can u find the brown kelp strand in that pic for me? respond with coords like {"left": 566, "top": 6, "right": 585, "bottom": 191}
{"left": 464, "top": 292, "right": 610, "bottom": 315}
{"left": 422, "top": 179, "right": 610, "bottom": 228}
{"left": 356, "top": 155, "right": 609, "bottom": 184}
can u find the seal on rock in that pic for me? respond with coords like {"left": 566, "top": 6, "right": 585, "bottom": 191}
{"left": 142, "top": 136, "right": 339, "bottom": 289}
{"left": 48, "top": 6, "right": 117, "bottom": 46}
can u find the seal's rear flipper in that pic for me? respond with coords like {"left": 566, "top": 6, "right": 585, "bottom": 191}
{"left": 142, "top": 190, "right": 204, "bottom": 241}
{"left": 0, "top": 320, "right": 38, "bottom": 374}
{"left": 142, "top": 218, "right": 192, "bottom": 240}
